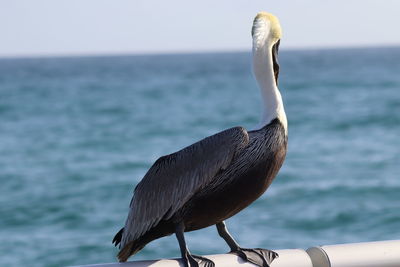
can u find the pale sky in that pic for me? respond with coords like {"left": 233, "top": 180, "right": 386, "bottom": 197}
{"left": 1, "top": 0, "right": 400, "bottom": 57}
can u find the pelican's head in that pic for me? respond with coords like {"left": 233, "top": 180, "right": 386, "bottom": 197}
{"left": 252, "top": 12, "right": 281, "bottom": 85}
{"left": 252, "top": 12, "right": 281, "bottom": 48}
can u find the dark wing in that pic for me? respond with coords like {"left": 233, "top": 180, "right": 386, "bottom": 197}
{"left": 120, "top": 126, "right": 249, "bottom": 247}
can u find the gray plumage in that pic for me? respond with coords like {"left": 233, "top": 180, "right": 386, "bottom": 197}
{"left": 116, "top": 118, "right": 287, "bottom": 260}
{"left": 120, "top": 126, "right": 249, "bottom": 248}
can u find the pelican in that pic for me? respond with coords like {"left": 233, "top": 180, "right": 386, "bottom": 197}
{"left": 113, "top": 12, "right": 288, "bottom": 267}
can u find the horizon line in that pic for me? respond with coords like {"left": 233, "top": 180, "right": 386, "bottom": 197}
{"left": 0, "top": 44, "right": 399, "bottom": 60}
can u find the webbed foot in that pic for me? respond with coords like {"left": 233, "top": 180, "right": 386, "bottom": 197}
{"left": 182, "top": 254, "right": 215, "bottom": 267}
{"left": 231, "top": 248, "right": 278, "bottom": 267}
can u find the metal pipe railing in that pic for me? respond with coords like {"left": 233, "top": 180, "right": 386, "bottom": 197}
{"left": 71, "top": 240, "right": 400, "bottom": 267}
{"left": 307, "top": 240, "right": 400, "bottom": 267}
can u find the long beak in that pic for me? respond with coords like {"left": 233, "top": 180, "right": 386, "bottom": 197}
{"left": 272, "top": 39, "right": 280, "bottom": 86}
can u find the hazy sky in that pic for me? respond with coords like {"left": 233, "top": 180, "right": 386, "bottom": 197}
{"left": 1, "top": 0, "right": 400, "bottom": 57}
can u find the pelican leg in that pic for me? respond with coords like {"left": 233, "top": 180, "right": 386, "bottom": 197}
{"left": 175, "top": 222, "right": 215, "bottom": 267}
{"left": 216, "top": 221, "right": 278, "bottom": 267}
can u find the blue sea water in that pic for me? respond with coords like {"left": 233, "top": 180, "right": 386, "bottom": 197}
{"left": 0, "top": 47, "right": 399, "bottom": 266}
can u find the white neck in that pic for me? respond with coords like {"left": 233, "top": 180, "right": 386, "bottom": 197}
{"left": 252, "top": 42, "right": 287, "bottom": 134}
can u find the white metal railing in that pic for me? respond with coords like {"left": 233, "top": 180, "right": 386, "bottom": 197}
{"left": 71, "top": 240, "right": 400, "bottom": 267}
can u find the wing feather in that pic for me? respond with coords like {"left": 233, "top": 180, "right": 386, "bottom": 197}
{"left": 120, "top": 126, "right": 249, "bottom": 247}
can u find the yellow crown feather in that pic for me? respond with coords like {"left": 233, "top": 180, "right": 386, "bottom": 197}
{"left": 252, "top": 12, "right": 282, "bottom": 42}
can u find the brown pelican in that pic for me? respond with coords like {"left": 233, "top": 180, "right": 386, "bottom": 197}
{"left": 113, "top": 12, "right": 287, "bottom": 267}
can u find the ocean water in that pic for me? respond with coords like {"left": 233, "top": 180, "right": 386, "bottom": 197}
{"left": 0, "top": 47, "right": 399, "bottom": 266}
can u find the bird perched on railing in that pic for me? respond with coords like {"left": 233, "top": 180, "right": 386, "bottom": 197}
{"left": 113, "top": 12, "right": 288, "bottom": 267}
